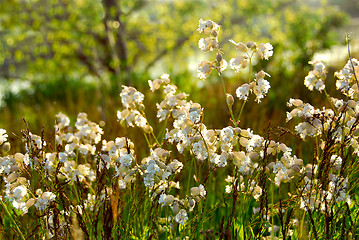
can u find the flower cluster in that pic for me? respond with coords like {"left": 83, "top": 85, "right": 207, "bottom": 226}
{"left": 304, "top": 61, "right": 327, "bottom": 92}
{"left": 197, "top": 19, "right": 227, "bottom": 80}
{"left": 235, "top": 70, "right": 271, "bottom": 103}
{"left": 117, "top": 86, "right": 152, "bottom": 132}
{"left": 229, "top": 40, "right": 273, "bottom": 73}
{"left": 335, "top": 58, "right": 359, "bottom": 99}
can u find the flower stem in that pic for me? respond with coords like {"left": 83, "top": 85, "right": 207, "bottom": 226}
{"left": 0, "top": 198, "right": 26, "bottom": 240}
{"left": 220, "top": 74, "right": 237, "bottom": 128}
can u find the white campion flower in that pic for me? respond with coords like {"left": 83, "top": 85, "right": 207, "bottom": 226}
{"left": 13, "top": 185, "right": 28, "bottom": 201}
{"left": 220, "top": 127, "right": 234, "bottom": 142}
{"left": 0, "top": 129, "right": 8, "bottom": 145}
{"left": 304, "top": 61, "right": 326, "bottom": 92}
{"left": 246, "top": 135, "right": 264, "bottom": 152}
{"left": 252, "top": 185, "right": 262, "bottom": 201}
{"left": 175, "top": 209, "right": 188, "bottom": 225}
{"left": 158, "top": 193, "right": 175, "bottom": 207}
{"left": 119, "top": 153, "right": 134, "bottom": 167}
{"left": 253, "top": 78, "right": 271, "bottom": 103}
{"left": 300, "top": 103, "right": 315, "bottom": 118}
{"left": 197, "top": 18, "right": 220, "bottom": 35}
{"left": 229, "top": 56, "right": 247, "bottom": 72}
{"left": 192, "top": 141, "right": 208, "bottom": 161}
{"left": 146, "top": 160, "right": 160, "bottom": 175}
{"left": 229, "top": 39, "right": 248, "bottom": 52}
{"left": 295, "top": 122, "right": 316, "bottom": 140}
{"left": 257, "top": 43, "right": 273, "bottom": 60}
{"left": 236, "top": 83, "right": 250, "bottom": 101}
{"left": 58, "top": 152, "right": 68, "bottom": 163}
{"left": 35, "top": 191, "right": 56, "bottom": 211}
{"left": 120, "top": 86, "right": 144, "bottom": 108}
{"left": 118, "top": 179, "right": 126, "bottom": 189}
{"left": 55, "top": 112, "right": 70, "bottom": 130}
{"left": 197, "top": 61, "right": 213, "bottom": 80}
{"left": 198, "top": 37, "right": 217, "bottom": 52}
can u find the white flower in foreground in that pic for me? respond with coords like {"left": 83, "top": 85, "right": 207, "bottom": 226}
{"left": 13, "top": 185, "right": 28, "bottom": 201}
{"left": 119, "top": 153, "right": 134, "bottom": 167}
{"left": 35, "top": 191, "right": 56, "bottom": 211}
{"left": 257, "top": 43, "right": 273, "bottom": 60}
{"left": 236, "top": 83, "right": 250, "bottom": 101}
{"left": 175, "top": 209, "right": 188, "bottom": 225}
{"left": 253, "top": 78, "right": 270, "bottom": 103}
{"left": 0, "top": 129, "right": 8, "bottom": 145}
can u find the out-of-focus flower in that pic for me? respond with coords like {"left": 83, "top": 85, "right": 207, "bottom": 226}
{"left": 197, "top": 61, "right": 213, "bottom": 80}
{"left": 198, "top": 37, "right": 218, "bottom": 52}
{"left": 304, "top": 61, "right": 326, "bottom": 92}
{"left": 175, "top": 209, "right": 188, "bottom": 225}
{"left": 256, "top": 43, "right": 273, "bottom": 60}
{"left": 197, "top": 19, "right": 220, "bottom": 35}
{"left": 0, "top": 129, "right": 8, "bottom": 145}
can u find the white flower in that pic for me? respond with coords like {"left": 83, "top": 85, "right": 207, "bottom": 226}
{"left": 119, "top": 153, "right": 134, "bottom": 167}
{"left": 13, "top": 185, "right": 28, "bottom": 200}
{"left": 197, "top": 61, "right": 213, "bottom": 80}
{"left": 198, "top": 37, "right": 217, "bottom": 52}
{"left": 236, "top": 84, "right": 250, "bottom": 101}
{"left": 146, "top": 160, "right": 160, "bottom": 175}
{"left": 257, "top": 43, "right": 273, "bottom": 60}
{"left": 295, "top": 122, "right": 316, "bottom": 139}
{"left": 175, "top": 209, "right": 188, "bottom": 225}
{"left": 246, "top": 135, "right": 264, "bottom": 152}
{"left": 59, "top": 152, "right": 68, "bottom": 163}
{"left": 118, "top": 179, "right": 126, "bottom": 189}
{"left": 253, "top": 78, "right": 271, "bottom": 103}
{"left": 198, "top": 184, "right": 206, "bottom": 197}
{"left": 35, "top": 191, "right": 56, "bottom": 211}
{"left": 0, "top": 129, "right": 8, "bottom": 145}
{"left": 192, "top": 141, "right": 208, "bottom": 161}
{"left": 197, "top": 19, "right": 219, "bottom": 34}
{"left": 229, "top": 56, "right": 247, "bottom": 72}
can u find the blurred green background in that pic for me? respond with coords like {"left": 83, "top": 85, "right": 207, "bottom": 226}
{"left": 0, "top": 0, "right": 358, "bottom": 152}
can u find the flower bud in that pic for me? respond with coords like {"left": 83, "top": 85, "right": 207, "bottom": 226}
{"left": 2, "top": 142, "right": 10, "bottom": 153}
{"left": 25, "top": 198, "right": 35, "bottom": 208}
{"left": 246, "top": 41, "right": 256, "bottom": 49}
{"left": 14, "top": 153, "right": 24, "bottom": 163}
{"left": 226, "top": 94, "right": 234, "bottom": 106}
{"left": 210, "top": 30, "right": 218, "bottom": 37}
{"left": 7, "top": 173, "right": 18, "bottom": 183}
{"left": 138, "top": 104, "right": 145, "bottom": 111}
{"left": 143, "top": 125, "right": 153, "bottom": 134}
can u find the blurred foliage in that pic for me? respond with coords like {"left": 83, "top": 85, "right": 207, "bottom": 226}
{"left": 0, "top": 0, "right": 350, "bottom": 143}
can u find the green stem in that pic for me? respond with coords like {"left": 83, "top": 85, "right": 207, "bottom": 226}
{"left": 237, "top": 100, "right": 247, "bottom": 123}
{"left": 0, "top": 198, "right": 26, "bottom": 240}
{"left": 143, "top": 132, "right": 151, "bottom": 148}
{"left": 150, "top": 130, "right": 161, "bottom": 147}
{"left": 324, "top": 89, "right": 338, "bottom": 115}
{"left": 220, "top": 74, "right": 237, "bottom": 128}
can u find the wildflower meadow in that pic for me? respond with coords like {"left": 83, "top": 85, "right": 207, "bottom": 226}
{"left": 1, "top": 17, "right": 359, "bottom": 239}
